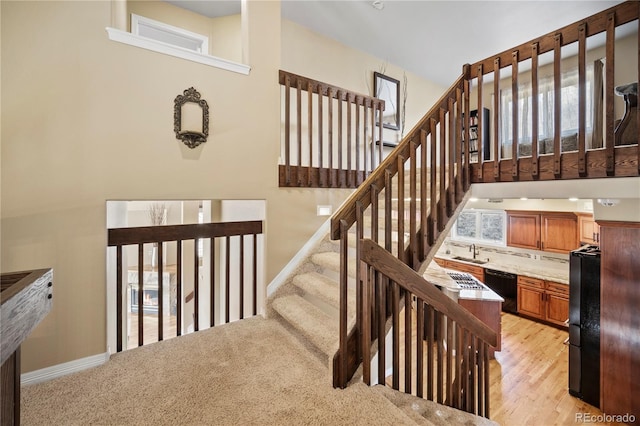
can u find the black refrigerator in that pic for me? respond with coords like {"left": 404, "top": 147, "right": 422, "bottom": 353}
{"left": 568, "top": 245, "right": 601, "bottom": 408}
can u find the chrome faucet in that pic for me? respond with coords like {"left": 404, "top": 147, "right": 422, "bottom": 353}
{"left": 469, "top": 243, "right": 480, "bottom": 259}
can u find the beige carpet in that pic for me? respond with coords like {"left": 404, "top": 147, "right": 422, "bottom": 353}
{"left": 21, "top": 316, "right": 422, "bottom": 426}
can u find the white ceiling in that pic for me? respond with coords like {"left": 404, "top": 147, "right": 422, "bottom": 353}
{"left": 167, "top": 0, "right": 627, "bottom": 86}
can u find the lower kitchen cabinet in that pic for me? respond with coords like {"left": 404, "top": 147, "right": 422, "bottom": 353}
{"left": 517, "top": 275, "right": 569, "bottom": 327}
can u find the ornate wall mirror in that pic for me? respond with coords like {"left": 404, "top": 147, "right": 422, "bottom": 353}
{"left": 174, "top": 87, "right": 209, "bottom": 149}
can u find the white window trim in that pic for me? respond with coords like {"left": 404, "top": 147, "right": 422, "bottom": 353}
{"left": 105, "top": 27, "right": 250, "bottom": 76}
{"left": 131, "top": 14, "right": 209, "bottom": 54}
{"left": 452, "top": 209, "right": 507, "bottom": 247}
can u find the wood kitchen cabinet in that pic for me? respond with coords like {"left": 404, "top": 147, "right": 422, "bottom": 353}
{"left": 577, "top": 213, "right": 600, "bottom": 245}
{"left": 506, "top": 211, "right": 578, "bottom": 253}
{"left": 517, "top": 275, "right": 569, "bottom": 328}
{"left": 435, "top": 258, "right": 485, "bottom": 282}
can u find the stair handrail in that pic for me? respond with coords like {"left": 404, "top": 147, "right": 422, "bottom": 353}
{"left": 330, "top": 72, "right": 469, "bottom": 239}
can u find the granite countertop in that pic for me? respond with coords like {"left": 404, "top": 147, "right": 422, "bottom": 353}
{"left": 435, "top": 253, "right": 569, "bottom": 285}
{"left": 423, "top": 262, "right": 504, "bottom": 302}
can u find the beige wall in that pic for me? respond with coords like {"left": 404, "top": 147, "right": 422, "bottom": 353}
{"left": 1, "top": 0, "right": 346, "bottom": 373}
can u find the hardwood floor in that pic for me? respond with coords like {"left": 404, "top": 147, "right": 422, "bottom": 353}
{"left": 385, "top": 310, "right": 624, "bottom": 425}
{"left": 126, "top": 312, "right": 178, "bottom": 350}
{"left": 490, "top": 313, "right": 621, "bottom": 425}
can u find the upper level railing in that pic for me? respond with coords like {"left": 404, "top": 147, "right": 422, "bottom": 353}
{"left": 108, "top": 221, "right": 262, "bottom": 352}
{"left": 467, "top": 1, "right": 640, "bottom": 182}
{"left": 278, "top": 70, "right": 385, "bottom": 188}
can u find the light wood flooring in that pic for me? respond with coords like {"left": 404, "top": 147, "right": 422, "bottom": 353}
{"left": 126, "top": 312, "right": 178, "bottom": 350}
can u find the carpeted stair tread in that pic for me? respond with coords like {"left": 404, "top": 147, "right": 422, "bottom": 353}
{"left": 292, "top": 272, "right": 355, "bottom": 309}
{"left": 311, "top": 252, "right": 357, "bottom": 277}
{"left": 272, "top": 294, "right": 338, "bottom": 356}
{"left": 373, "top": 384, "right": 499, "bottom": 426}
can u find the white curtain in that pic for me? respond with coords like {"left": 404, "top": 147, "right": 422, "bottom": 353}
{"left": 500, "top": 64, "right": 594, "bottom": 156}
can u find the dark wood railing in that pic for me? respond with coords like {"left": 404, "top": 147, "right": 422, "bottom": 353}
{"left": 360, "top": 240, "right": 496, "bottom": 417}
{"left": 327, "top": 1, "right": 639, "bottom": 418}
{"left": 108, "top": 221, "right": 262, "bottom": 352}
{"left": 468, "top": 1, "right": 640, "bottom": 182}
{"left": 279, "top": 70, "right": 386, "bottom": 188}
{"left": 331, "top": 72, "right": 474, "bottom": 390}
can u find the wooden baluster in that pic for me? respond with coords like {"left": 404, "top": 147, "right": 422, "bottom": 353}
{"left": 252, "top": 234, "right": 257, "bottom": 316}
{"left": 116, "top": 245, "right": 123, "bottom": 352}
{"left": 397, "top": 156, "right": 405, "bottom": 262}
{"left": 308, "top": 82, "right": 313, "bottom": 186}
{"left": 347, "top": 94, "right": 353, "bottom": 187}
{"left": 210, "top": 237, "right": 216, "bottom": 327}
{"left": 409, "top": 141, "right": 417, "bottom": 266}
{"left": 470, "top": 334, "right": 478, "bottom": 413}
{"left": 177, "top": 240, "right": 182, "bottom": 336}
{"left": 338, "top": 90, "right": 343, "bottom": 187}
{"left": 285, "top": 75, "right": 291, "bottom": 185}
{"left": 239, "top": 235, "right": 244, "bottom": 320}
{"left": 493, "top": 58, "right": 500, "bottom": 180}
{"left": 464, "top": 76, "right": 472, "bottom": 187}
{"left": 355, "top": 201, "right": 363, "bottom": 347}
{"left": 225, "top": 236, "right": 230, "bottom": 323}
{"left": 404, "top": 289, "right": 412, "bottom": 394}
{"left": 416, "top": 298, "right": 425, "bottom": 398}
{"left": 429, "top": 119, "right": 437, "bottom": 244}
{"left": 455, "top": 323, "right": 463, "bottom": 409}
{"left": 355, "top": 96, "right": 361, "bottom": 184}
{"left": 392, "top": 280, "right": 400, "bottom": 390}
{"left": 377, "top": 264, "right": 386, "bottom": 386}
{"left": 158, "top": 242, "right": 163, "bottom": 342}
{"left": 512, "top": 50, "right": 519, "bottom": 180}
{"left": 438, "top": 108, "right": 446, "bottom": 231}
{"left": 477, "top": 341, "right": 485, "bottom": 417}
{"left": 578, "top": 23, "right": 587, "bottom": 176}
{"left": 420, "top": 130, "right": 428, "bottom": 256}
{"left": 328, "top": 88, "right": 334, "bottom": 187}
{"left": 484, "top": 342, "right": 490, "bottom": 418}
{"left": 371, "top": 103, "right": 377, "bottom": 170}
{"left": 463, "top": 330, "right": 471, "bottom": 412}
{"left": 531, "top": 43, "right": 540, "bottom": 178}
{"left": 194, "top": 239, "right": 199, "bottom": 331}
{"left": 455, "top": 87, "right": 463, "bottom": 200}
{"left": 137, "top": 244, "right": 144, "bottom": 346}
{"left": 318, "top": 85, "right": 324, "bottom": 187}
{"left": 385, "top": 169, "right": 393, "bottom": 253}
{"left": 371, "top": 184, "right": 379, "bottom": 245}
{"left": 297, "top": 80, "right": 302, "bottom": 186}
{"left": 448, "top": 98, "right": 455, "bottom": 215}
{"left": 436, "top": 311, "right": 444, "bottom": 404}
{"left": 378, "top": 102, "right": 383, "bottom": 167}
{"left": 476, "top": 64, "right": 483, "bottom": 181}
{"left": 446, "top": 316, "right": 453, "bottom": 406}
{"left": 378, "top": 104, "right": 384, "bottom": 172}
{"left": 362, "top": 265, "right": 373, "bottom": 386}
{"left": 554, "top": 34, "right": 562, "bottom": 177}
{"left": 364, "top": 100, "right": 369, "bottom": 177}
{"left": 426, "top": 304, "right": 434, "bottom": 400}
{"left": 606, "top": 12, "right": 615, "bottom": 175}
{"left": 339, "top": 220, "right": 349, "bottom": 388}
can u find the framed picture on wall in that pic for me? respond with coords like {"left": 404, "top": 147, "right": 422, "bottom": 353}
{"left": 374, "top": 72, "right": 400, "bottom": 130}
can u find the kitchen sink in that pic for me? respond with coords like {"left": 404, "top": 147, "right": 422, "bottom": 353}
{"left": 451, "top": 256, "right": 488, "bottom": 265}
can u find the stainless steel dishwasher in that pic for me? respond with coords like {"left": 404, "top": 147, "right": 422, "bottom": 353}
{"left": 483, "top": 269, "right": 517, "bottom": 313}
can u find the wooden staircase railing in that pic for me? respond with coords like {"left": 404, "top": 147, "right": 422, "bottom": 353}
{"left": 278, "top": 70, "right": 385, "bottom": 188}
{"left": 468, "top": 1, "right": 640, "bottom": 183}
{"left": 360, "top": 240, "right": 496, "bottom": 417}
{"left": 108, "top": 221, "right": 263, "bottom": 352}
{"left": 331, "top": 71, "right": 474, "bottom": 389}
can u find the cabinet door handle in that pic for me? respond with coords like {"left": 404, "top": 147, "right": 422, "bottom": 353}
{"left": 593, "top": 232, "right": 596, "bottom": 241}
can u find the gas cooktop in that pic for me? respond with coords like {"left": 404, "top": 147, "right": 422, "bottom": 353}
{"left": 447, "top": 272, "right": 486, "bottom": 290}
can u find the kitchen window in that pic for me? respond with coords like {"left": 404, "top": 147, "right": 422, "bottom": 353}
{"left": 452, "top": 209, "right": 506, "bottom": 246}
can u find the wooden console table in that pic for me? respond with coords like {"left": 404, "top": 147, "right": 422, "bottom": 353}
{"left": 1, "top": 269, "right": 53, "bottom": 426}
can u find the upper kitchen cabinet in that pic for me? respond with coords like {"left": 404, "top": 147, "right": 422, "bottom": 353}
{"left": 506, "top": 211, "right": 578, "bottom": 254}
{"left": 577, "top": 213, "right": 600, "bottom": 245}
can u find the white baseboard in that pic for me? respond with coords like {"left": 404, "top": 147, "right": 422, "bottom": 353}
{"left": 21, "top": 352, "right": 110, "bottom": 386}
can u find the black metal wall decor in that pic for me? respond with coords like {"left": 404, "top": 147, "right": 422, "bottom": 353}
{"left": 174, "top": 87, "right": 209, "bottom": 149}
